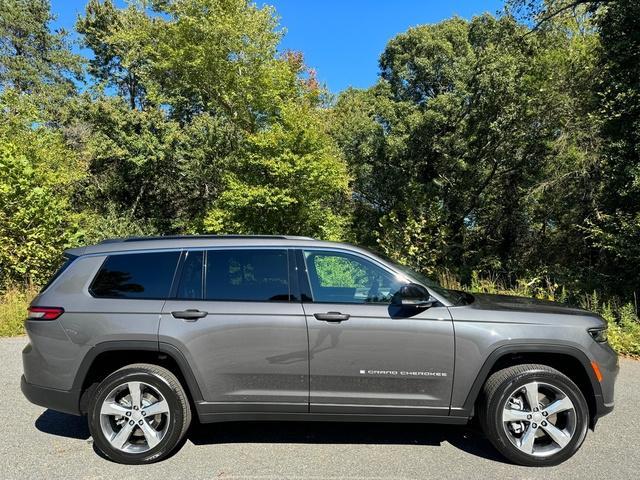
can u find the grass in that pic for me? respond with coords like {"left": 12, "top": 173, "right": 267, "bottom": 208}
{"left": 2, "top": 275, "right": 639, "bottom": 356}
{"left": 0, "top": 284, "right": 38, "bottom": 337}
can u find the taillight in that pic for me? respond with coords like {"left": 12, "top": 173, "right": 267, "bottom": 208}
{"left": 27, "top": 306, "right": 64, "bottom": 320}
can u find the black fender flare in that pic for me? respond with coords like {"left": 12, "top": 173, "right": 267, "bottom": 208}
{"left": 458, "top": 343, "right": 603, "bottom": 417}
{"left": 73, "top": 340, "right": 204, "bottom": 413}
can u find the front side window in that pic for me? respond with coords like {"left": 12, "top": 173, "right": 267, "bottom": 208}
{"left": 90, "top": 251, "right": 180, "bottom": 299}
{"left": 205, "top": 249, "right": 289, "bottom": 302}
{"left": 303, "top": 250, "right": 404, "bottom": 304}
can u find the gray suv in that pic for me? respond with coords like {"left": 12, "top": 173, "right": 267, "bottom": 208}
{"left": 21, "top": 235, "right": 617, "bottom": 466}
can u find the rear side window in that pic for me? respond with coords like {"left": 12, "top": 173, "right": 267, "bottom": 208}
{"left": 90, "top": 251, "right": 180, "bottom": 299}
{"left": 205, "top": 249, "right": 289, "bottom": 301}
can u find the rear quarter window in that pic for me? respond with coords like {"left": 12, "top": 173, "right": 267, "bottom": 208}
{"left": 90, "top": 251, "right": 180, "bottom": 299}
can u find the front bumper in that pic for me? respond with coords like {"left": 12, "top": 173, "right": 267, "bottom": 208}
{"left": 21, "top": 375, "right": 82, "bottom": 416}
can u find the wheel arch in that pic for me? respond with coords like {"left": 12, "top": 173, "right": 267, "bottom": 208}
{"left": 461, "top": 344, "right": 603, "bottom": 427}
{"left": 75, "top": 341, "right": 203, "bottom": 414}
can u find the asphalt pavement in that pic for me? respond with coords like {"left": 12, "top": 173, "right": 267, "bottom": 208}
{"left": 2, "top": 336, "right": 638, "bottom": 479}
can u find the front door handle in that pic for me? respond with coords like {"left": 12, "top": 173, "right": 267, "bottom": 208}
{"left": 314, "top": 312, "right": 350, "bottom": 322}
{"left": 171, "top": 309, "right": 207, "bottom": 321}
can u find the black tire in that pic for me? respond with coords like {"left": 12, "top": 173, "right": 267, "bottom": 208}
{"left": 88, "top": 363, "right": 192, "bottom": 464}
{"left": 478, "top": 363, "right": 589, "bottom": 467}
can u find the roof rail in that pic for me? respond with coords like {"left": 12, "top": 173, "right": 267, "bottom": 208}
{"left": 99, "top": 234, "right": 315, "bottom": 244}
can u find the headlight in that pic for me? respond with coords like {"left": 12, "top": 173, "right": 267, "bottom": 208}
{"left": 588, "top": 327, "right": 608, "bottom": 343}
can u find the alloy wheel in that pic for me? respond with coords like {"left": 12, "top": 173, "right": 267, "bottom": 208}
{"left": 502, "top": 381, "right": 577, "bottom": 457}
{"left": 99, "top": 381, "right": 171, "bottom": 453}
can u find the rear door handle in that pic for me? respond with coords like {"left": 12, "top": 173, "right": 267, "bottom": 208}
{"left": 171, "top": 309, "right": 207, "bottom": 321}
{"left": 314, "top": 312, "right": 350, "bottom": 322}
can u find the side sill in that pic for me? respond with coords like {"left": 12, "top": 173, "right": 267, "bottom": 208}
{"left": 196, "top": 411, "right": 470, "bottom": 425}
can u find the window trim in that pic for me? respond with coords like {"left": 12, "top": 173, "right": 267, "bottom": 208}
{"left": 170, "top": 249, "right": 205, "bottom": 301}
{"left": 299, "top": 247, "right": 407, "bottom": 306}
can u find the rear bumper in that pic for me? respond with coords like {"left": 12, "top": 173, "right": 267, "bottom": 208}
{"left": 21, "top": 375, "right": 82, "bottom": 416}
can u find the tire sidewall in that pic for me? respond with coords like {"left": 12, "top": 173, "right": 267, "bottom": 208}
{"left": 487, "top": 369, "right": 589, "bottom": 467}
{"left": 88, "top": 369, "right": 185, "bottom": 464}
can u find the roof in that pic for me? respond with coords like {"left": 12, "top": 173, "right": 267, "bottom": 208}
{"left": 64, "top": 234, "right": 356, "bottom": 257}
{"left": 99, "top": 234, "right": 314, "bottom": 244}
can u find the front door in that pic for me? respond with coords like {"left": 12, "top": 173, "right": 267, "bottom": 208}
{"left": 160, "top": 248, "right": 309, "bottom": 413}
{"left": 299, "top": 248, "right": 455, "bottom": 416}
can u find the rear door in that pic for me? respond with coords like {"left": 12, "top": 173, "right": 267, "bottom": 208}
{"left": 160, "top": 248, "right": 309, "bottom": 413}
{"left": 298, "top": 248, "right": 455, "bottom": 416}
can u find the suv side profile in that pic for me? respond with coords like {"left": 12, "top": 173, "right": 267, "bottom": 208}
{"left": 21, "top": 235, "right": 617, "bottom": 466}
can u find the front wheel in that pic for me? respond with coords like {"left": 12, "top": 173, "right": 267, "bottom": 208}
{"left": 479, "top": 364, "right": 589, "bottom": 466}
{"left": 88, "top": 363, "right": 192, "bottom": 464}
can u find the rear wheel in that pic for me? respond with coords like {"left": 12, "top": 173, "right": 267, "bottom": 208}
{"left": 479, "top": 364, "right": 589, "bottom": 466}
{"left": 88, "top": 363, "right": 191, "bottom": 464}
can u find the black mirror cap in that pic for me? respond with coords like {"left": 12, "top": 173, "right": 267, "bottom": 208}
{"left": 393, "top": 283, "right": 436, "bottom": 308}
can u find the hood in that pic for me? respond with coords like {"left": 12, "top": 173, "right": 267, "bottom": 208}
{"left": 470, "top": 293, "right": 598, "bottom": 317}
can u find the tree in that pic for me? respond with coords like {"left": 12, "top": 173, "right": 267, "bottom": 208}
{"left": 583, "top": 0, "right": 640, "bottom": 295}
{"left": 75, "top": 95, "right": 237, "bottom": 232}
{"left": 0, "top": 91, "right": 82, "bottom": 286}
{"left": 0, "top": 0, "right": 81, "bottom": 96}
{"left": 76, "top": 0, "right": 351, "bottom": 238}
{"left": 506, "top": 0, "right": 640, "bottom": 297}
{"left": 331, "top": 13, "right": 607, "bottom": 290}
{"left": 204, "top": 100, "right": 350, "bottom": 239}
{"left": 77, "top": 0, "right": 149, "bottom": 109}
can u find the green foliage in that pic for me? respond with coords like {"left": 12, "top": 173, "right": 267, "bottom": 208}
{"left": 204, "top": 101, "right": 350, "bottom": 239}
{"left": 311, "top": 255, "right": 369, "bottom": 289}
{"left": 76, "top": 0, "right": 146, "bottom": 109}
{"left": 143, "top": 0, "right": 289, "bottom": 129}
{"left": 0, "top": 284, "right": 39, "bottom": 336}
{"left": 76, "top": 207, "right": 157, "bottom": 245}
{"left": 376, "top": 208, "right": 448, "bottom": 276}
{"left": 0, "top": 92, "right": 82, "bottom": 286}
{"left": 76, "top": 96, "right": 233, "bottom": 232}
{"left": 0, "top": 0, "right": 82, "bottom": 95}
{"left": 74, "top": 0, "right": 349, "bottom": 236}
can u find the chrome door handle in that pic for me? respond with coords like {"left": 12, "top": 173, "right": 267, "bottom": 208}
{"left": 314, "top": 312, "right": 350, "bottom": 322}
{"left": 171, "top": 309, "right": 207, "bottom": 321}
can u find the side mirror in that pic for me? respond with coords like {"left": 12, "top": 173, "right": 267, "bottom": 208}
{"left": 393, "top": 283, "right": 436, "bottom": 309}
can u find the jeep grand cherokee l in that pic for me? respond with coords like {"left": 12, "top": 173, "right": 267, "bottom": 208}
{"left": 21, "top": 235, "right": 618, "bottom": 466}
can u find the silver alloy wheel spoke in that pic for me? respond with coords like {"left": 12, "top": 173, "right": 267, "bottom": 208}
{"left": 110, "top": 421, "right": 135, "bottom": 450}
{"left": 128, "top": 382, "right": 142, "bottom": 408}
{"left": 519, "top": 426, "right": 536, "bottom": 454}
{"left": 138, "top": 419, "right": 162, "bottom": 448}
{"left": 144, "top": 399, "right": 169, "bottom": 416}
{"left": 503, "top": 408, "right": 530, "bottom": 422}
{"left": 523, "top": 382, "right": 539, "bottom": 411}
{"left": 543, "top": 396, "right": 574, "bottom": 417}
{"left": 100, "top": 401, "right": 130, "bottom": 417}
{"left": 541, "top": 422, "right": 571, "bottom": 448}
